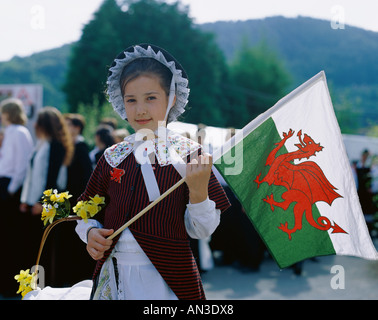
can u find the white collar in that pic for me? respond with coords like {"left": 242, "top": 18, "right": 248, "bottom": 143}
{"left": 104, "top": 128, "right": 201, "bottom": 168}
{"left": 104, "top": 128, "right": 201, "bottom": 202}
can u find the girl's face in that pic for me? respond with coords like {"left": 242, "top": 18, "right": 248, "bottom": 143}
{"left": 123, "top": 75, "right": 169, "bottom": 133}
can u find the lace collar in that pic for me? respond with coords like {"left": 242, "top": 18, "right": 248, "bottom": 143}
{"left": 104, "top": 129, "right": 201, "bottom": 168}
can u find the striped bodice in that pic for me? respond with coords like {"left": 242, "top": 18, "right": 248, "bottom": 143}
{"left": 79, "top": 151, "right": 230, "bottom": 299}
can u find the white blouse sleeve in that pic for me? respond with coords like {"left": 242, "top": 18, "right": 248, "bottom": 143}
{"left": 184, "top": 197, "right": 220, "bottom": 239}
{"left": 75, "top": 219, "right": 103, "bottom": 244}
{"left": 21, "top": 141, "right": 50, "bottom": 205}
{"left": 8, "top": 128, "right": 33, "bottom": 194}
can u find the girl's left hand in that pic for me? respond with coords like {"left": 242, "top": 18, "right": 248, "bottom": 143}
{"left": 186, "top": 153, "right": 212, "bottom": 204}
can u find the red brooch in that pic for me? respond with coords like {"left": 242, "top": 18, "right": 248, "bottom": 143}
{"left": 110, "top": 168, "right": 125, "bottom": 183}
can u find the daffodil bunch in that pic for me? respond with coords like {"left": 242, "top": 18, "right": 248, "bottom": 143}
{"left": 14, "top": 269, "right": 37, "bottom": 299}
{"left": 14, "top": 190, "right": 106, "bottom": 299}
{"left": 73, "top": 195, "right": 105, "bottom": 223}
{"left": 41, "top": 189, "right": 72, "bottom": 226}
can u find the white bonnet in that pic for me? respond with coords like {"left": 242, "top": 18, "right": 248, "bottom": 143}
{"left": 106, "top": 44, "right": 189, "bottom": 123}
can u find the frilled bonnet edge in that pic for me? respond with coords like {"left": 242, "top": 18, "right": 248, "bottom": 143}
{"left": 106, "top": 44, "right": 190, "bottom": 123}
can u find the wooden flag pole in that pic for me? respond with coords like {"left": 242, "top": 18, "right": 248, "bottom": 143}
{"left": 107, "top": 177, "right": 186, "bottom": 240}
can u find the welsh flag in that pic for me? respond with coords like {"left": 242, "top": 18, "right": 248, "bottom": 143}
{"left": 213, "top": 71, "right": 378, "bottom": 268}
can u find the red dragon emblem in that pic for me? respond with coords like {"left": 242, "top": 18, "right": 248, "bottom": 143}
{"left": 110, "top": 168, "right": 125, "bottom": 183}
{"left": 254, "top": 129, "right": 347, "bottom": 240}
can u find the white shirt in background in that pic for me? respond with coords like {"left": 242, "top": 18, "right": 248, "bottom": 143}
{"left": 0, "top": 124, "right": 33, "bottom": 194}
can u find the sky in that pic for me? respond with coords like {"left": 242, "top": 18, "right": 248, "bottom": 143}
{"left": 1, "top": 0, "right": 378, "bottom": 62}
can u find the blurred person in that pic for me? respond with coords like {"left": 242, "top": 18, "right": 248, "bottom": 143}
{"left": 92, "top": 124, "right": 115, "bottom": 165}
{"left": 0, "top": 127, "right": 4, "bottom": 148}
{"left": 356, "top": 149, "right": 374, "bottom": 215}
{"left": 357, "top": 149, "right": 371, "bottom": 169}
{"left": 99, "top": 117, "right": 118, "bottom": 130}
{"left": 52, "top": 113, "right": 96, "bottom": 287}
{"left": 89, "top": 118, "right": 118, "bottom": 164}
{"left": 112, "top": 128, "right": 130, "bottom": 143}
{"left": 64, "top": 113, "right": 93, "bottom": 203}
{"left": 351, "top": 160, "right": 359, "bottom": 189}
{"left": 369, "top": 155, "right": 378, "bottom": 235}
{"left": 20, "top": 106, "right": 74, "bottom": 286}
{"left": 371, "top": 155, "right": 378, "bottom": 196}
{"left": 20, "top": 107, "right": 74, "bottom": 213}
{"left": 0, "top": 98, "right": 33, "bottom": 297}
{"left": 0, "top": 98, "right": 33, "bottom": 199}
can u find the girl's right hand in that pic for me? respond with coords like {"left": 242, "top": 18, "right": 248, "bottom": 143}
{"left": 87, "top": 228, "right": 114, "bottom": 260}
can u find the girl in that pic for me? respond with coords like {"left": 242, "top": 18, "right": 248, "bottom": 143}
{"left": 75, "top": 44, "right": 230, "bottom": 300}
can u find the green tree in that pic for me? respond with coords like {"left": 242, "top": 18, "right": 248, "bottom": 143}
{"left": 63, "top": 0, "right": 125, "bottom": 110}
{"left": 331, "top": 85, "right": 363, "bottom": 134}
{"left": 63, "top": 0, "right": 231, "bottom": 127}
{"left": 229, "top": 39, "right": 292, "bottom": 123}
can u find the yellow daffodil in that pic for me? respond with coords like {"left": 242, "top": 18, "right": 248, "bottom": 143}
{"left": 73, "top": 195, "right": 105, "bottom": 223}
{"left": 14, "top": 269, "right": 31, "bottom": 282}
{"left": 59, "top": 191, "right": 72, "bottom": 200}
{"left": 77, "top": 209, "right": 88, "bottom": 223}
{"left": 72, "top": 201, "right": 84, "bottom": 213}
{"left": 76, "top": 203, "right": 98, "bottom": 223}
{"left": 41, "top": 204, "right": 57, "bottom": 226}
{"left": 42, "top": 189, "right": 53, "bottom": 202}
{"left": 40, "top": 189, "right": 73, "bottom": 225}
{"left": 73, "top": 201, "right": 88, "bottom": 222}
{"left": 15, "top": 269, "right": 36, "bottom": 299}
{"left": 51, "top": 191, "right": 71, "bottom": 203}
{"left": 90, "top": 195, "right": 105, "bottom": 206}
{"left": 86, "top": 203, "right": 99, "bottom": 217}
{"left": 19, "top": 285, "right": 33, "bottom": 298}
{"left": 43, "top": 189, "right": 53, "bottom": 197}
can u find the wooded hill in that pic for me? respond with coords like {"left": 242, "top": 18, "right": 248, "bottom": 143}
{"left": 0, "top": 16, "right": 377, "bottom": 134}
{"left": 201, "top": 16, "right": 378, "bottom": 133}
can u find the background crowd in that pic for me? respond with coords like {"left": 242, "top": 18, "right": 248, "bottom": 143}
{"left": 0, "top": 99, "right": 129, "bottom": 297}
{"left": 0, "top": 98, "right": 377, "bottom": 298}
